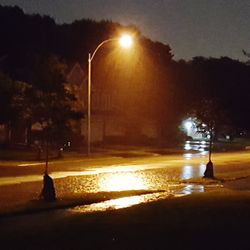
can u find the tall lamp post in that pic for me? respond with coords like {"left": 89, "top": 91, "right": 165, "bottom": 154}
{"left": 87, "top": 34, "right": 133, "bottom": 156}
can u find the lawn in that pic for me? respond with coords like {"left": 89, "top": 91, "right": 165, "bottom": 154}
{"left": 0, "top": 190, "right": 250, "bottom": 250}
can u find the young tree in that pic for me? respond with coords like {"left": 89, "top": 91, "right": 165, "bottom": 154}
{"left": 23, "top": 55, "right": 84, "bottom": 202}
{"left": 22, "top": 55, "right": 84, "bottom": 160}
{"left": 194, "top": 98, "right": 228, "bottom": 178}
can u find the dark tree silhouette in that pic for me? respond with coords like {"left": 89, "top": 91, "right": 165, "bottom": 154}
{"left": 1, "top": 4, "right": 250, "bottom": 151}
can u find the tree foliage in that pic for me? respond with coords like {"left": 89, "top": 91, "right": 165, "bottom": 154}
{"left": 0, "top": 72, "right": 29, "bottom": 125}
{"left": 1, "top": 4, "right": 250, "bottom": 147}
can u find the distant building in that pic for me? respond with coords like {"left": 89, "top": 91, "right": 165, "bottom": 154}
{"left": 66, "top": 63, "right": 158, "bottom": 145}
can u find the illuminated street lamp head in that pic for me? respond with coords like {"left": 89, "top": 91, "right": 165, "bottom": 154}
{"left": 119, "top": 34, "right": 133, "bottom": 48}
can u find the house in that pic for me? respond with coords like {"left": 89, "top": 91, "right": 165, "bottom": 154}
{"left": 66, "top": 63, "right": 158, "bottom": 146}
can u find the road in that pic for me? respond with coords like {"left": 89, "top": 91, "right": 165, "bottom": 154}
{"left": 1, "top": 147, "right": 250, "bottom": 189}
{"left": 1, "top": 145, "right": 250, "bottom": 211}
{"left": 1, "top": 146, "right": 250, "bottom": 250}
{"left": 1, "top": 147, "right": 250, "bottom": 250}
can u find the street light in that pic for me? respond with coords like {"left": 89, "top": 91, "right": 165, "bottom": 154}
{"left": 87, "top": 34, "right": 133, "bottom": 156}
{"left": 119, "top": 34, "right": 133, "bottom": 48}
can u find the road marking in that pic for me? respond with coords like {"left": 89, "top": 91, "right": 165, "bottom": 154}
{"left": 18, "top": 162, "right": 44, "bottom": 167}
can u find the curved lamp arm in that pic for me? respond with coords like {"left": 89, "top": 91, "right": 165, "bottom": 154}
{"left": 87, "top": 35, "right": 132, "bottom": 156}
{"left": 90, "top": 38, "right": 118, "bottom": 62}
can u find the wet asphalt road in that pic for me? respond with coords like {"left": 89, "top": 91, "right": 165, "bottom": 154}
{"left": 1, "top": 146, "right": 250, "bottom": 250}
{"left": 0, "top": 146, "right": 250, "bottom": 211}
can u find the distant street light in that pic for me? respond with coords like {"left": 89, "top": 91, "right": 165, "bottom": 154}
{"left": 87, "top": 34, "right": 133, "bottom": 156}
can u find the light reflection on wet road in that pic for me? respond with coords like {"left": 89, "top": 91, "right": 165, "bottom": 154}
{"left": 69, "top": 184, "right": 210, "bottom": 214}
{"left": 0, "top": 151, "right": 209, "bottom": 188}
{"left": 2, "top": 140, "right": 250, "bottom": 213}
{"left": 58, "top": 162, "right": 206, "bottom": 195}
{"left": 70, "top": 192, "right": 177, "bottom": 213}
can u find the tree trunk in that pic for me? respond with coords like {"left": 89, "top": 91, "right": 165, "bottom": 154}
{"left": 45, "top": 139, "right": 49, "bottom": 174}
{"left": 204, "top": 131, "right": 214, "bottom": 178}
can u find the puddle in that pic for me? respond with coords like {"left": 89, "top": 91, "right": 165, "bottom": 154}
{"left": 68, "top": 183, "right": 215, "bottom": 214}
{"left": 69, "top": 192, "right": 174, "bottom": 213}
{"left": 180, "top": 184, "right": 205, "bottom": 194}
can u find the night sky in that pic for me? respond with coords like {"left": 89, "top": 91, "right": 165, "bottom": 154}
{"left": 1, "top": 0, "right": 250, "bottom": 61}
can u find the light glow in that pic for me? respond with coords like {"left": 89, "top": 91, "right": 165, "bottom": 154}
{"left": 98, "top": 172, "right": 146, "bottom": 191}
{"left": 185, "top": 121, "right": 193, "bottom": 130}
{"left": 119, "top": 34, "right": 133, "bottom": 48}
